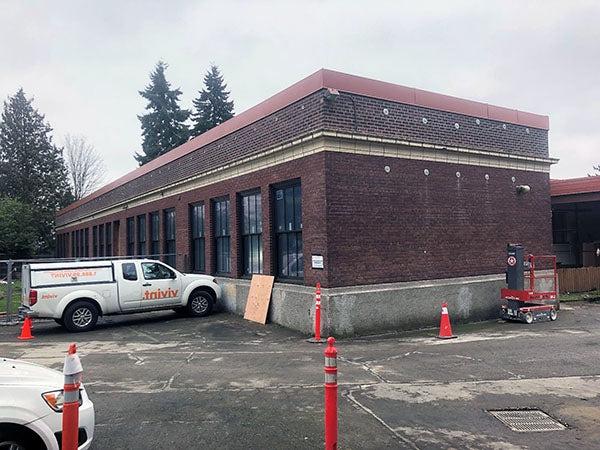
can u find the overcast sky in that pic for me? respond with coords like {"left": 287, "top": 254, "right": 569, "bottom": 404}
{"left": 1, "top": 0, "right": 598, "bottom": 184}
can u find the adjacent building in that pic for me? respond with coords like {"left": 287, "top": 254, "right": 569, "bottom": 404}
{"left": 551, "top": 176, "right": 600, "bottom": 267}
{"left": 55, "top": 69, "right": 555, "bottom": 335}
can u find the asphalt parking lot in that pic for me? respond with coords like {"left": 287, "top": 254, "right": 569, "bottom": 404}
{"left": 2, "top": 302, "right": 600, "bottom": 449}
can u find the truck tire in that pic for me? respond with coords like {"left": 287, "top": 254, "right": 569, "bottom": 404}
{"left": 63, "top": 300, "right": 99, "bottom": 332}
{"left": 186, "top": 290, "right": 214, "bottom": 317}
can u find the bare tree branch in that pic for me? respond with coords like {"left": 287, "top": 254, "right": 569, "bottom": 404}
{"left": 63, "top": 134, "right": 106, "bottom": 200}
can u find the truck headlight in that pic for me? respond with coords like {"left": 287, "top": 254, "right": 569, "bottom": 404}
{"left": 42, "top": 389, "right": 82, "bottom": 412}
{"left": 42, "top": 390, "right": 64, "bottom": 412}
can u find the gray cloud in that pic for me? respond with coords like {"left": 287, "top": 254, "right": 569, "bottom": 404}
{"left": 1, "top": 0, "right": 597, "bottom": 182}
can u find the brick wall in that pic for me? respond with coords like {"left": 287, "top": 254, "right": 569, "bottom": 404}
{"left": 58, "top": 153, "right": 329, "bottom": 288}
{"left": 57, "top": 90, "right": 548, "bottom": 226}
{"left": 324, "top": 152, "right": 553, "bottom": 287}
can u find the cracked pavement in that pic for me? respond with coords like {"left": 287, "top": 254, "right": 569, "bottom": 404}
{"left": 2, "top": 302, "right": 600, "bottom": 449}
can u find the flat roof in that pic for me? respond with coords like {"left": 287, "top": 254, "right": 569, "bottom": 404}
{"left": 551, "top": 176, "right": 600, "bottom": 197}
{"left": 59, "top": 68, "right": 549, "bottom": 216}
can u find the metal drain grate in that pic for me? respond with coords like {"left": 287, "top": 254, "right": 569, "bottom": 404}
{"left": 488, "top": 409, "right": 566, "bottom": 432}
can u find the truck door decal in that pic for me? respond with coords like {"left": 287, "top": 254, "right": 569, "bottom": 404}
{"left": 143, "top": 288, "right": 179, "bottom": 300}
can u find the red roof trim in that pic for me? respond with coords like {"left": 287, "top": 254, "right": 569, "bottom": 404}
{"left": 551, "top": 176, "right": 600, "bottom": 197}
{"left": 59, "top": 68, "right": 549, "bottom": 216}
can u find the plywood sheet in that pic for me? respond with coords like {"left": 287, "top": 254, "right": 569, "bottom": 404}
{"left": 244, "top": 275, "right": 275, "bottom": 324}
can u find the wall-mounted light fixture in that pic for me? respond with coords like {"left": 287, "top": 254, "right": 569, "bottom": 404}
{"left": 323, "top": 88, "right": 340, "bottom": 102}
{"left": 516, "top": 185, "right": 531, "bottom": 195}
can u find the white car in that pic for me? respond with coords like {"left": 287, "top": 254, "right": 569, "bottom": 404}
{"left": 0, "top": 358, "right": 94, "bottom": 450}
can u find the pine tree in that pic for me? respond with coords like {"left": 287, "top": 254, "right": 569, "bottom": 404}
{"left": 135, "top": 61, "right": 190, "bottom": 165}
{"left": 191, "top": 65, "right": 234, "bottom": 136}
{"left": 0, "top": 89, "right": 73, "bottom": 255}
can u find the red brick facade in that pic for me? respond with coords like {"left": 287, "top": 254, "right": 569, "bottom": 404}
{"left": 59, "top": 153, "right": 330, "bottom": 287}
{"left": 324, "top": 152, "right": 552, "bottom": 286}
{"left": 56, "top": 70, "right": 553, "bottom": 289}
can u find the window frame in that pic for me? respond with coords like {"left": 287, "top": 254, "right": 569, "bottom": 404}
{"left": 126, "top": 217, "right": 135, "bottom": 256}
{"left": 240, "top": 190, "right": 263, "bottom": 276}
{"left": 137, "top": 214, "right": 147, "bottom": 256}
{"left": 189, "top": 203, "right": 206, "bottom": 273}
{"left": 213, "top": 197, "right": 231, "bottom": 274}
{"left": 106, "top": 222, "right": 112, "bottom": 257}
{"left": 84, "top": 228, "right": 89, "bottom": 257}
{"left": 149, "top": 211, "right": 160, "bottom": 257}
{"left": 141, "top": 262, "right": 176, "bottom": 280}
{"left": 122, "top": 262, "right": 138, "bottom": 281}
{"left": 98, "top": 224, "right": 104, "bottom": 257}
{"left": 92, "top": 226, "right": 98, "bottom": 257}
{"left": 273, "top": 180, "right": 303, "bottom": 280}
{"left": 163, "top": 208, "right": 176, "bottom": 268}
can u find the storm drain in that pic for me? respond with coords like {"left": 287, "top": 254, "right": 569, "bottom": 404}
{"left": 488, "top": 409, "right": 567, "bottom": 432}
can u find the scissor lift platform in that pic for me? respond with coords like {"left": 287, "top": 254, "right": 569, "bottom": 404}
{"left": 500, "top": 255, "right": 559, "bottom": 324}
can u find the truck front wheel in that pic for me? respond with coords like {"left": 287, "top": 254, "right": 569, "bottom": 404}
{"left": 63, "top": 300, "right": 99, "bottom": 332}
{"left": 186, "top": 290, "right": 214, "bottom": 317}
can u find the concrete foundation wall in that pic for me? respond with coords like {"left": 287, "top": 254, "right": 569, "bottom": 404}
{"left": 216, "top": 274, "right": 508, "bottom": 337}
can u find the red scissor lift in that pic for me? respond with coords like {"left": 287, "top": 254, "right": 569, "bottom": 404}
{"left": 500, "top": 245, "right": 559, "bottom": 324}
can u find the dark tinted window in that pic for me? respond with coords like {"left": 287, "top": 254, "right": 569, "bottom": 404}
{"left": 274, "top": 182, "right": 303, "bottom": 278}
{"left": 122, "top": 263, "right": 138, "bottom": 281}
{"left": 241, "top": 192, "right": 263, "bottom": 275}
{"left": 190, "top": 203, "right": 205, "bottom": 272}
{"left": 214, "top": 198, "right": 230, "bottom": 273}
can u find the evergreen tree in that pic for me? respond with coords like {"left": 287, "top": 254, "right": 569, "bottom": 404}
{"left": 0, "top": 197, "right": 38, "bottom": 258}
{"left": 191, "top": 65, "right": 234, "bottom": 136}
{"left": 135, "top": 61, "right": 190, "bottom": 165}
{"left": 0, "top": 89, "right": 73, "bottom": 255}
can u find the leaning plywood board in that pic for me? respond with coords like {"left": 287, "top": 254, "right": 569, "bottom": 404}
{"left": 244, "top": 275, "right": 275, "bottom": 324}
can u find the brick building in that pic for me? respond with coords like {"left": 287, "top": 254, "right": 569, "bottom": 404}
{"left": 551, "top": 177, "right": 600, "bottom": 267}
{"left": 55, "top": 69, "right": 556, "bottom": 335}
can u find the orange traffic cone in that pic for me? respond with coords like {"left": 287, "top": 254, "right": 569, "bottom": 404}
{"left": 437, "top": 303, "right": 457, "bottom": 339}
{"left": 17, "top": 316, "right": 34, "bottom": 340}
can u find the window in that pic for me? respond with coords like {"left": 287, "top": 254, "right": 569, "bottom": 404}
{"left": 126, "top": 217, "right": 135, "bottom": 256}
{"left": 164, "top": 209, "right": 176, "bottom": 267}
{"left": 150, "top": 212, "right": 160, "bottom": 257}
{"left": 552, "top": 210, "right": 577, "bottom": 244}
{"left": 190, "top": 203, "right": 205, "bottom": 272}
{"left": 84, "top": 228, "right": 89, "bottom": 257}
{"left": 98, "top": 224, "right": 104, "bottom": 256}
{"left": 106, "top": 222, "right": 113, "bottom": 257}
{"left": 213, "top": 198, "right": 230, "bottom": 273}
{"left": 122, "top": 263, "right": 138, "bottom": 281}
{"left": 92, "top": 226, "right": 98, "bottom": 257}
{"left": 142, "top": 262, "right": 175, "bottom": 280}
{"left": 71, "top": 232, "right": 75, "bottom": 257}
{"left": 77, "top": 229, "right": 84, "bottom": 257}
{"left": 137, "top": 215, "right": 147, "bottom": 256}
{"left": 241, "top": 192, "right": 263, "bottom": 275}
{"left": 274, "top": 182, "right": 303, "bottom": 278}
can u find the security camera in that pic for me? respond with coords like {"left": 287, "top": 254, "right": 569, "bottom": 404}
{"left": 516, "top": 185, "right": 531, "bottom": 194}
{"left": 323, "top": 88, "right": 340, "bottom": 102}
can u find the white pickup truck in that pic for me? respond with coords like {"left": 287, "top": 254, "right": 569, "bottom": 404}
{"left": 20, "top": 259, "right": 221, "bottom": 332}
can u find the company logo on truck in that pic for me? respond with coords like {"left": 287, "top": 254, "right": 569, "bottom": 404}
{"left": 143, "top": 288, "right": 179, "bottom": 300}
{"left": 49, "top": 270, "right": 97, "bottom": 279}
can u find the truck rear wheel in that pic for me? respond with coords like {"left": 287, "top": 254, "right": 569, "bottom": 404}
{"left": 63, "top": 300, "right": 99, "bottom": 332}
{"left": 186, "top": 290, "right": 214, "bottom": 317}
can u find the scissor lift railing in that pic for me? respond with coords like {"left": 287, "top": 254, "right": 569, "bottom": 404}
{"left": 500, "top": 254, "right": 559, "bottom": 324}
